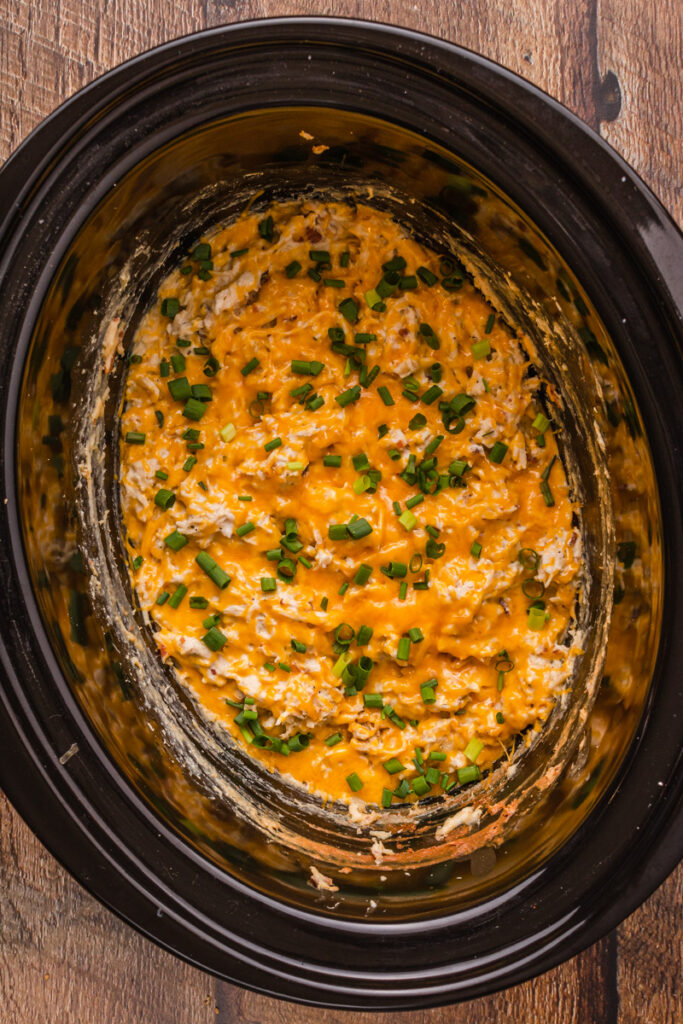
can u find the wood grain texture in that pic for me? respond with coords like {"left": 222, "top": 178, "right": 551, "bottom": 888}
{"left": 0, "top": 1, "right": 681, "bottom": 1022}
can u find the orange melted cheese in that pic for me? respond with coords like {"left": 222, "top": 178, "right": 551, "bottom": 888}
{"left": 119, "top": 200, "right": 581, "bottom": 808}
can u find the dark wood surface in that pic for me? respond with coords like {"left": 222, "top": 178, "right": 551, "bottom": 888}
{"left": 0, "top": 1, "right": 681, "bottom": 1021}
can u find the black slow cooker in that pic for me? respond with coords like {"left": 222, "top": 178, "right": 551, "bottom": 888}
{"left": 0, "top": 19, "right": 680, "bottom": 1010}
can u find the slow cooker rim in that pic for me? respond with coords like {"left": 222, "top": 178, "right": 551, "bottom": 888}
{"left": 0, "top": 18, "right": 681, "bottom": 1009}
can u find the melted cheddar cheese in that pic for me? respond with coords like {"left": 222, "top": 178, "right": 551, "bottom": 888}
{"left": 119, "top": 200, "right": 581, "bottom": 808}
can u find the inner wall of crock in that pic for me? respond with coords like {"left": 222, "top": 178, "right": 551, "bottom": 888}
{"left": 17, "top": 107, "right": 662, "bottom": 918}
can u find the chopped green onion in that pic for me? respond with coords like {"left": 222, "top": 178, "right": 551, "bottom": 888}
{"left": 347, "top": 517, "right": 372, "bottom": 539}
{"left": 418, "top": 323, "right": 440, "bottom": 349}
{"left": 236, "top": 521, "right": 255, "bottom": 538}
{"left": 488, "top": 441, "right": 508, "bottom": 464}
{"left": 472, "top": 339, "right": 491, "bottom": 360}
{"left": 260, "top": 577, "right": 277, "bottom": 593}
{"left": 464, "top": 737, "right": 484, "bottom": 763}
{"left": 164, "top": 530, "right": 188, "bottom": 551}
{"left": 241, "top": 357, "right": 260, "bottom": 376}
{"left": 324, "top": 454, "right": 342, "bottom": 467}
{"left": 540, "top": 480, "right": 555, "bottom": 506}
{"left": 132, "top": 555, "right": 143, "bottom": 571}
{"left": 346, "top": 772, "right": 363, "bottom": 792}
{"left": 457, "top": 765, "right": 481, "bottom": 785}
{"left": 195, "top": 551, "right": 231, "bottom": 589}
{"left": 409, "top": 412, "right": 427, "bottom": 430}
{"left": 160, "top": 297, "right": 180, "bottom": 318}
{"left": 156, "top": 590, "right": 170, "bottom": 606}
{"left": 354, "top": 563, "right": 373, "bottom": 585}
{"left": 325, "top": 732, "right": 342, "bottom": 747}
{"left": 154, "top": 488, "right": 176, "bottom": 510}
{"left": 338, "top": 297, "right": 359, "bottom": 323}
{"left": 203, "top": 626, "right": 227, "bottom": 651}
{"left": 398, "top": 581, "right": 408, "bottom": 601}
{"left": 328, "top": 523, "right": 348, "bottom": 540}
{"left": 532, "top": 412, "right": 550, "bottom": 433}
{"left": 364, "top": 693, "right": 383, "bottom": 709}
{"left": 182, "top": 397, "right": 207, "bottom": 421}
{"left": 405, "top": 494, "right": 424, "bottom": 510}
{"left": 357, "top": 625, "right": 373, "bottom": 646}
{"left": 496, "top": 711, "right": 505, "bottom": 724}
{"left": 527, "top": 606, "right": 547, "bottom": 630}
{"left": 383, "top": 758, "right": 405, "bottom": 775}
{"left": 170, "top": 353, "right": 186, "bottom": 373}
{"left": 168, "top": 584, "right": 187, "bottom": 609}
{"left": 407, "top": 627, "right": 424, "bottom": 643}
{"left": 518, "top": 548, "right": 540, "bottom": 571}
{"left": 485, "top": 313, "right": 496, "bottom": 333}
{"left": 285, "top": 260, "right": 302, "bottom": 278}
{"left": 219, "top": 422, "right": 236, "bottom": 443}
{"left": 377, "top": 385, "right": 395, "bottom": 406}
{"left": 264, "top": 437, "right": 282, "bottom": 452}
{"left": 426, "top": 539, "right": 445, "bottom": 559}
{"left": 399, "top": 509, "right": 417, "bottom": 531}
{"left": 189, "top": 596, "right": 209, "bottom": 609}
{"left": 167, "top": 377, "right": 191, "bottom": 401}
{"left": 450, "top": 393, "right": 476, "bottom": 416}
{"left": 420, "top": 680, "right": 437, "bottom": 703}
{"left": 470, "top": 541, "right": 482, "bottom": 559}
{"left": 124, "top": 431, "right": 146, "bottom": 445}
{"left": 335, "top": 385, "right": 361, "bottom": 407}
{"left": 421, "top": 385, "right": 443, "bottom": 405}
{"left": 417, "top": 266, "right": 438, "bottom": 286}
{"left": 258, "top": 215, "right": 274, "bottom": 241}
{"left": 183, "top": 456, "right": 197, "bottom": 472}
{"left": 412, "top": 775, "right": 431, "bottom": 797}
{"left": 396, "top": 636, "right": 411, "bottom": 660}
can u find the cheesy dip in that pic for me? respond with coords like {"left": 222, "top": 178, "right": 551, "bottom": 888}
{"left": 119, "top": 200, "right": 581, "bottom": 809}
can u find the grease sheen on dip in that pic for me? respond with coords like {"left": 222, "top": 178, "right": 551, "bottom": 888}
{"left": 119, "top": 200, "right": 582, "bottom": 809}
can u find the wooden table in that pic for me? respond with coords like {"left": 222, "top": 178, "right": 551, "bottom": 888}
{"left": 1, "top": 2, "right": 681, "bottom": 1021}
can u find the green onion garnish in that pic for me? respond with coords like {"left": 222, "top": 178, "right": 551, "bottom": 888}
{"left": 335, "top": 385, "right": 361, "bottom": 408}
{"left": 346, "top": 772, "right": 363, "bottom": 792}
{"left": 124, "top": 431, "right": 146, "bottom": 445}
{"left": 418, "top": 323, "right": 440, "bottom": 350}
{"left": 518, "top": 548, "right": 540, "bottom": 571}
{"left": 532, "top": 412, "right": 550, "bottom": 433}
{"left": 347, "top": 517, "right": 372, "bottom": 539}
{"left": 164, "top": 530, "right": 188, "bottom": 551}
{"left": 323, "top": 454, "right": 342, "bottom": 467}
{"left": 260, "top": 577, "right": 277, "bottom": 593}
{"left": 377, "top": 385, "right": 395, "bottom": 406}
{"left": 241, "top": 357, "right": 260, "bottom": 376}
{"left": 527, "top": 605, "right": 547, "bottom": 630}
{"left": 338, "top": 297, "right": 359, "bottom": 323}
{"left": 291, "top": 359, "right": 324, "bottom": 375}
{"left": 160, "top": 297, "right": 180, "bottom": 318}
{"left": 409, "top": 412, "right": 427, "bottom": 430}
{"left": 540, "top": 480, "right": 555, "bottom": 506}
{"left": 325, "top": 732, "right": 342, "bottom": 747}
{"left": 407, "top": 627, "right": 424, "bottom": 643}
{"left": 156, "top": 590, "right": 170, "bottom": 606}
{"left": 354, "top": 563, "right": 373, "bottom": 585}
{"left": 464, "top": 737, "right": 484, "bottom": 763}
{"left": 236, "top": 522, "right": 255, "bottom": 538}
{"left": 285, "top": 260, "right": 302, "bottom": 278}
{"left": 457, "top": 765, "right": 480, "bottom": 785}
{"left": 154, "top": 488, "right": 175, "bottom": 510}
{"left": 488, "top": 441, "right": 508, "bottom": 464}
{"left": 195, "top": 551, "right": 231, "bottom": 589}
{"left": 470, "top": 541, "right": 482, "bottom": 559}
{"left": 167, "top": 377, "right": 191, "bottom": 401}
{"left": 189, "top": 596, "right": 209, "bottom": 609}
{"left": 203, "top": 626, "right": 227, "bottom": 651}
{"left": 363, "top": 693, "right": 383, "bottom": 708}
{"left": 264, "top": 437, "right": 282, "bottom": 452}
{"left": 399, "top": 509, "right": 417, "bottom": 531}
{"left": 182, "top": 398, "right": 207, "bottom": 421}
{"left": 421, "top": 385, "right": 443, "bottom": 405}
{"left": 417, "top": 266, "right": 438, "bottom": 286}
{"left": 472, "top": 339, "right": 491, "bottom": 360}
{"left": 396, "top": 636, "right": 411, "bottom": 660}
{"left": 383, "top": 758, "right": 405, "bottom": 775}
{"left": 168, "top": 584, "right": 187, "bottom": 609}
{"left": 357, "top": 625, "right": 373, "bottom": 645}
